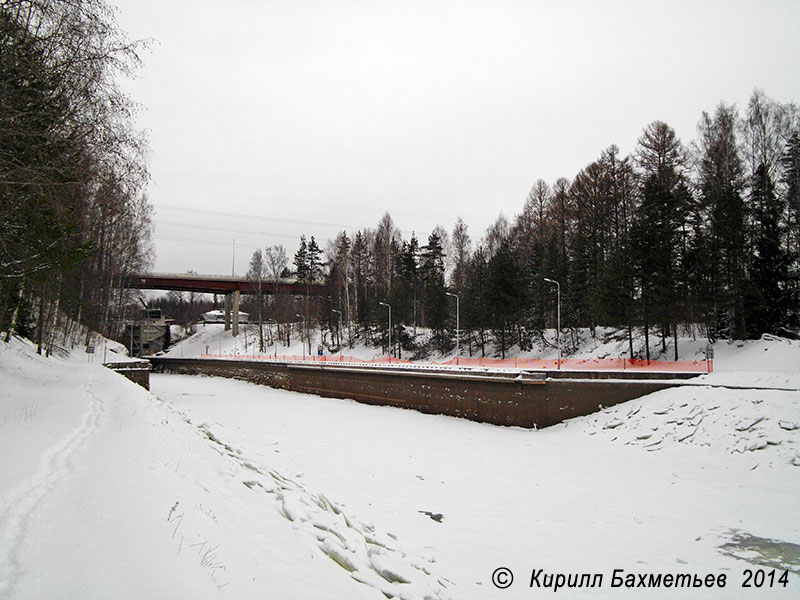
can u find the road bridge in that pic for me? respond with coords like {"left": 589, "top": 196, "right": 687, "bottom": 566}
{"left": 128, "top": 273, "right": 324, "bottom": 336}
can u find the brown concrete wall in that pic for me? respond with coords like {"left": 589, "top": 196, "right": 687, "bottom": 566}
{"left": 105, "top": 361, "right": 151, "bottom": 391}
{"left": 149, "top": 358, "right": 679, "bottom": 429}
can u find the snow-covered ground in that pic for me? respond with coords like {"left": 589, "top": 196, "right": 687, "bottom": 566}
{"left": 163, "top": 322, "right": 725, "bottom": 364}
{"left": 1, "top": 332, "right": 799, "bottom": 598}
{"left": 164, "top": 321, "right": 791, "bottom": 368}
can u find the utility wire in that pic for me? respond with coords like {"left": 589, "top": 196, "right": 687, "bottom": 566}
{"left": 156, "top": 219, "right": 303, "bottom": 240}
{"left": 154, "top": 203, "right": 357, "bottom": 230}
{"left": 154, "top": 182, "right": 469, "bottom": 221}
{"left": 153, "top": 234, "right": 264, "bottom": 251}
{"left": 154, "top": 206, "right": 416, "bottom": 237}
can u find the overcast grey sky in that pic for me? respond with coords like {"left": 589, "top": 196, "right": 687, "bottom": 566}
{"left": 112, "top": 0, "right": 800, "bottom": 276}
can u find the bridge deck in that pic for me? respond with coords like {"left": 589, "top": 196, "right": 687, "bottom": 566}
{"left": 128, "top": 273, "right": 324, "bottom": 295}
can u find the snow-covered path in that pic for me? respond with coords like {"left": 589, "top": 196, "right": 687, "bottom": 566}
{"left": 0, "top": 368, "right": 106, "bottom": 596}
{"left": 0, "top": 341, "right": 389, "bottom": 599}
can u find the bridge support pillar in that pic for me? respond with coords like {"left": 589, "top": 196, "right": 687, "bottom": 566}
{"left": 232, "top": 290, "right": 240, "bottom": 337}
{"left": 224, "top": 293, "right": 231, "bottom": 331}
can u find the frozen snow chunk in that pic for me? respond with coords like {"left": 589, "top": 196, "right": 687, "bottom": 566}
{"left": 321, "top": 538, "right": 358, "bottom": 572}
{"left": 370, "top": 551, "right": 413, "bottom": 584}
{"left": 745, "top": 440, "right": 768, "bottom": 452}
{"left": 603, "top": 419, "right": 624, "bottom": 430}
{"left": 735, "top": 417, "right": 765, "bottom": 432}
{"left": 778, "top": 420, "right": 799, "bottom": 431}
{"left": 364, "top": 531, "right": 390, "bottom": 549}
{"left": 310, "top": 519, "right": 348, "bottom": 547}
{"left": 281, "top": 496, "right": 309, "bottom": 522}
{"left": 242, "top": 461, "right": 265, "bottom": 475}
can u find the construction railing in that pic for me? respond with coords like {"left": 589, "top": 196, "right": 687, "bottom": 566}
{"left": 198, "top": 353, "right": 712, "bottom": 373}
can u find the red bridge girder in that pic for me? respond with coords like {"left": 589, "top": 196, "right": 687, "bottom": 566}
{"left": 128, "top": 273, "right": 324, "bottom": 295}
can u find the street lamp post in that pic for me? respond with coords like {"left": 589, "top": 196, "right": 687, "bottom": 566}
{"left": 378, "top": 301, "right": 391, "bottom": 358}
{"left": 295, "top": 313, "right": 306, "bottom": 361}
{"left": 331, "top": 309, "right": 342, "bottom": 359}
{"left": 544, "top": 278, "right": 561, "bottom": 369}
{"left": 445, "top": 292, "right": 460, "bottom": 365}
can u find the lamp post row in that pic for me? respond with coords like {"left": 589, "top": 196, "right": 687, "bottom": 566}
{"left": 319, "top": 280, "right": 556, "bottom": 367}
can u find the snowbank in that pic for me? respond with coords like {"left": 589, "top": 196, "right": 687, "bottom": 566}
{"left": 162, "top": 323, "right": 800, "bottom": 381}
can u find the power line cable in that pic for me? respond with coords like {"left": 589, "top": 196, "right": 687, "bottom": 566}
{"left": 156, "top": 220, "right": 301, "bottom": 240}
{"left": 153, "top": 234, "right": 264, "bottom": 251}
{"left": 154, "top": 204, "right": 356, "bottom": 230}
{"left": 154, "top": 207, "right": 416, "bottom": 237}
{"left": 154, "top": 183, "right": 471, "bottom": 221}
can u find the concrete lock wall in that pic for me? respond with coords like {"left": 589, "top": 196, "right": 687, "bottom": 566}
{"left": 149, "top": 357, "right": 683, "bottom": 429}
{"left": 104, "top": 361, "right": 151, "bottom": 391}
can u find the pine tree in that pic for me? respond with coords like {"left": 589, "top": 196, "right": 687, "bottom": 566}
{"left": 632, "top": 121, "right": 690, "bottom": 357}
{"left": 421, "top": 229, "right": 448, "bottom": 353}
{"left": 449, "top": 218, "right": 471, "bottom": 294}
{"left": 487, "top": 238, "right": 524, "bottom": 359}
{"left": 394, "top": 235, "right": 420, "bottom": 333}
{"left": 748, "top": 164, "right": 791, "bottom": 335}
{"left": 696, "top": 105, "right": 748, "bottom": 339}
{"left": 462, "top": 247, "right": 490, "bottom": 357}
{"left": 293, "top": 236, "right": 309, "bottom": 282}
{"left": 350, "top": 230, "right": 370, "bottom": 337}
{"left": 512, "top": 180, "right": 549, "bottom": 346}
{"left": 307, "top": 236, "right": 323, "bottom": 283}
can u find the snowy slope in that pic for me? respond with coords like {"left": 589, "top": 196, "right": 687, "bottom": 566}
{"left": 0, "top": 337, "right": 396, "bottom": 599}
{"left": 1, "top": 333, "right": 799, "bottom": 598}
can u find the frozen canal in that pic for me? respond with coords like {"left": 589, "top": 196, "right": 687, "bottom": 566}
{"left": 152, "top": 372, "right": 800, "bottom": 598}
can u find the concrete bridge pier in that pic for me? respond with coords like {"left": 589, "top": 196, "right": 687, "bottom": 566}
{"left": 232, "top": 290, "right": 240, "bottom": 337}
{"left": 224, "top": 293, "right": 231, "bottom": 331}
{"left": 222, "top": 291, "right": 240, "bottom": 336}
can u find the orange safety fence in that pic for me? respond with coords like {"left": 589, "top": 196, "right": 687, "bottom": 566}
{"left": 199, "top": 353, "right": 712, "bottom": 373}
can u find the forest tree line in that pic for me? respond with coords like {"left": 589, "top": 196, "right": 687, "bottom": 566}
{"left": 247, "top": 90, "right": 799, "bottom": 360}
{"left": 0, "top": 0, "right": 152, "bottom": 354}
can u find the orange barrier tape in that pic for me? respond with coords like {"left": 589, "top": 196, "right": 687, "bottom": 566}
{"left": 198, "top": 353, "right": 712, "bottom": 373}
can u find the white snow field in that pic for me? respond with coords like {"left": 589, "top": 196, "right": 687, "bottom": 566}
{"left": 1, "top": 333, "right": 799, "bottom": 598}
